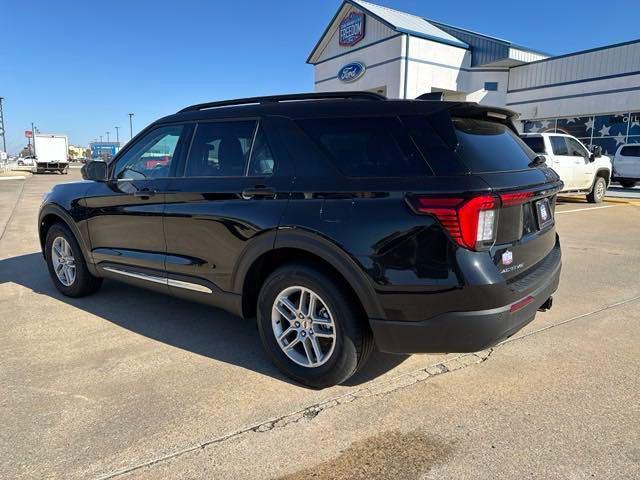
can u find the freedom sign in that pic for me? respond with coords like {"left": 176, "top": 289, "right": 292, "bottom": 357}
{"left": 339, "top": 12, "right": 365, "bottom": 46}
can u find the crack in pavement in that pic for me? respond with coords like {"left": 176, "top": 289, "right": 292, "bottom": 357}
{"left": 0, "top": 179, "right": 26, "bottom": 243}
{"left": 95, "top": 294, "right": 640, "bottom": 480}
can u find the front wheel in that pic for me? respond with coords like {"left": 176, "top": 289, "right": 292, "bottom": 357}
{"left": 587, "top": 176, "right": 607, "bottom": 203}
{"left": 45, "top": 223, "right": 103, "bottom": 297}
{"left": 257, "top": 264, "right": 373, "bottom": 388}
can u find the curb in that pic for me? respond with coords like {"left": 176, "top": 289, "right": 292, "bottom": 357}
{"left": 604, "top": 197, "right": 640, "bottom": 205}
{"left": 0, "top": 175, "right": 27, "bottom": 181}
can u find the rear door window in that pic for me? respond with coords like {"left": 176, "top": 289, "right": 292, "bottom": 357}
{"left": 185, "top": 121, "right": 256, "bottom": 177}
{"left": 295, "top": 117, "right": 430, "bottom": 177}
{"left": 521, "top": 136, "right": 546, "bottom": 154}
{"left": 550, "top": 136, "right": 569, "bottom": 156}
{"left": 451, "top": 118, "right": 535, "bottom": 173}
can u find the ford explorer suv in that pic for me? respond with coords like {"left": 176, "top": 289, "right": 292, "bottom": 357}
{"left": 521, "top": 132, "right": 611, "bottom": 203}
{"left": 39, "top": 92, "right": 562, "bottom": 388}
{"left": 612, "top": 144, "right": 640, "bottom": 188}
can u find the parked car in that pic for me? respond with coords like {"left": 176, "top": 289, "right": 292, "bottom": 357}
{"left": 612, "top": 144, "right": 640, "bottom": 188}
{"left": 38, "top": 92, "right": 562, "bottom": 387}
{"left": 17, "top": 157, "right": 36, "bottom": 166}
{"left": 521, "top": 133, "right": 611, "bottom": 203}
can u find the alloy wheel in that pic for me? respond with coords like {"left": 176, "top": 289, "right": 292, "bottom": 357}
{"left": 51, "top": 236, "right": 76, "bottom": 286}
{"left": 271, "top": 286, "right": 337, "bottom": 368}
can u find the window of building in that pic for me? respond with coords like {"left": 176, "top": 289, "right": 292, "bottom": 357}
{"left": 484, "top": 82, "right": 498, "bottom": 91}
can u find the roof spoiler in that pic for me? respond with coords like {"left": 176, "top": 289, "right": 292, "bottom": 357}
{"left": 416, "top": 92, "right": 445, "bottom": 101}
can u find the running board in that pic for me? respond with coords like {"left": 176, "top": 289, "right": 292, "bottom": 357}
{"left": 102, "top": 266, "right": 213, "bottom": 294}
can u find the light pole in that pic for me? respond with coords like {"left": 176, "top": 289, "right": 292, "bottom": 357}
{"left": 114, "top": 126, "right": 120, "bottom": 144}
{"left": 100, "top": 135, "right": 103, "bottom": 143}
{"left": 31, "top": 122, "right": 36, "bottom": 156}
{"left": 106, "top": 131, "right": 110, "bottom": 142}
{"left": 128, "top": 113, "right": 134, "bottom": 139}
{"left": 0, "top": 97, "right": 6, "bottom": 154}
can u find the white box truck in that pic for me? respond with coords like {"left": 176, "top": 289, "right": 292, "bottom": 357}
{"left": 33, "top": 134, "right": 69, "bottom": 174}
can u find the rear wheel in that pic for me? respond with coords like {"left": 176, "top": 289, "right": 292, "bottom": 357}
{"left": 620, "top": 180, "right": 636, "bottom": 188}
{"left": 587, "top": 176, "right": 606, "bottom": 203}
{"left": 257, "top": 263, "right": 373, "bottom": 388}
{"left": 45, "top": 223, "right": 102, "bottom": 297}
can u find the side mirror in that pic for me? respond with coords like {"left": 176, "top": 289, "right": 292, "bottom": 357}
{"left": 590, "top": 145, "right": 602, "bottom": 161}
{"left": 81, "top": 160, "right": 108, "bottom": 181}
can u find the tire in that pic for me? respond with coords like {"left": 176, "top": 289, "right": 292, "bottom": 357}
{"left": 256, "top": 263, "right": 374, "bottom": 388}
{"left": 45, "top": 222, "right": 103, "bottom": 297}
{"left": 587, "top": 176, "right": 606, "bottom": 203}
{"left": 620, "top": 180, "right": 636, "bottom": 188}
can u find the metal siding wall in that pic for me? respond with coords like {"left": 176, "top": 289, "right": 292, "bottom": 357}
{"left": 509, "top": 42, "right": 640, "bottom": 91}
{"left": 314, "top": 5, "right": 397, "bottom": 64}
{"left": 430, "top": 24, "right": 509, "bottom": 66}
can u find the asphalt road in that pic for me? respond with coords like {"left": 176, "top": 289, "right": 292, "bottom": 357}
{"left": 1, "top": 172, "right": 638, "bottom": 479}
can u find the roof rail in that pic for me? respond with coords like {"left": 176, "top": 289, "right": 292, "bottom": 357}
{"left": 178, "top": 91, "right": 386, "bottom": 113}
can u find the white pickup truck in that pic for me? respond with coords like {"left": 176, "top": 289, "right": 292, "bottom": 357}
{"left": 521, "top": 133, "right": 612, "bottom": 203}
{"left": 612, "top": 144, "right": 640, "bottom": 188}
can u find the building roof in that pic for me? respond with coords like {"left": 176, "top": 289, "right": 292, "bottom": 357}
{"left": 428, "top": 19, "right": 551, "bottom": 58}
{"left": 348, "top": 0, "right": 469, "bottom": 49}
{"left": 307, "top": 1, "right": 552, "bottom": 67}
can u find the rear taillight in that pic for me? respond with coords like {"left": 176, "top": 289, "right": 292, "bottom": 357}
{"left": 406, "top": 194, "right": 498, "bottom": 250}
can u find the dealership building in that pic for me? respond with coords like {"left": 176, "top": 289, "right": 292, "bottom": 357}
{"left": 309, "top": 0, "right": 640, "bottom": 155}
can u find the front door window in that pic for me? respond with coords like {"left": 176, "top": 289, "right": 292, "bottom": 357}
{"left": 113, "top": 125, "right": 184, "bottom": 180}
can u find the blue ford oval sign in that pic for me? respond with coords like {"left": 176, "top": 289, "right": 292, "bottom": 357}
{"left": 338, "top": 62, "right": 366, "bottom": 83}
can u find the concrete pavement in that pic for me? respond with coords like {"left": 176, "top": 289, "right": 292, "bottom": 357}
{"left": 1, "top": 171, "right": 638, "bottom": 479}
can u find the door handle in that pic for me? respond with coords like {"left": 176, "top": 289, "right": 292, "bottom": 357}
{"left": 241, "top": 186, "right": 276, "bottom": 199}
{"left": 133, "top": 188, "right": 157, "bottom": 198}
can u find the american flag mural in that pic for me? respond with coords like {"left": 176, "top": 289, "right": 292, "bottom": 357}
{"left": 523, "top": 112, "right": 640, "bottom": 156}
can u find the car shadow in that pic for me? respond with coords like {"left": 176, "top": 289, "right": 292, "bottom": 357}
{"left": 0, "top": 252, "right": 407, "bottom": 388}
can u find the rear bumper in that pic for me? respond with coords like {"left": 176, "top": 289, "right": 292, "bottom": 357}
{"left": 369, "top": 251, "right": 561, "bottom": 354}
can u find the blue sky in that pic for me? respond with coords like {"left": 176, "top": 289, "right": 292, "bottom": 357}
{"left": 2, "top": 0, "right": 639, "bottom": 153}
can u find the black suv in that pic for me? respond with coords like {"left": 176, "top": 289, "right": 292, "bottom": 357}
{"left": 39, "top": 92, "right": 561, "bottom": 387}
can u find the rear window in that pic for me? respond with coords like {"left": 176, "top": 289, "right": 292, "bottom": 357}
{"left": 295, "top": 117, "right": 430, "bottom": 177}
{"left": 521, "top": 136, "right": 546, "bottom": 154}
{"left": 621, "top": 145, "right": 640, "bottom": 157}
{"left": 452, "top": 118, "right": 535, "bottom": 173}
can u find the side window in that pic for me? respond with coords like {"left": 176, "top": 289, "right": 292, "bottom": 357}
{"left": 185, "top": 121, "right": 256, "bottom": 177}
{"left": 567, "top": 138, "right": 588, "bottom": 157}
{"left": 621, "top": 145, "right": 640, "bottom": 157}
{"left": 550, "top": 136, "right": 569, "bottom": 156}
{"left": 247, "top": 126, "right": 276, "bottom": 176}
{"left": 114, "top": 125, "right": 184, "bottom": 179}
{"left": 295, "top": 116, "right": 430, "bottom": 177}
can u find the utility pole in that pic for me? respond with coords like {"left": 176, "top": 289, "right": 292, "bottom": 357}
{"left": 100, "top": 135, "right": 103, "bottom": 143}
{"left": 31, "top": 122, "right": 36, "bottom": 157}
{"left": 114, "top": 126, "right": 120, "bottom": 144}
{"left": 106, "top": 131, "right": 110, "bottom": 142}
{"left": 128, "top": 113, "right": 134, "bottom": 139}
{"left": 0, "top": 97, "right": 6, "bottom": 154}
